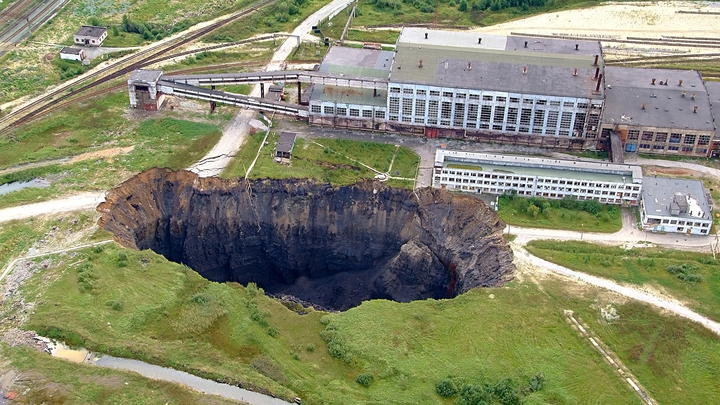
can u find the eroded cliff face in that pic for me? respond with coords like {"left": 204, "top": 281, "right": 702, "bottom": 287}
{"left": 97, "top": 168, "right": 515, "bottom": 310}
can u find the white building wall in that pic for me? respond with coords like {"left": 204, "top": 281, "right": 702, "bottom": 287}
{"left": 433, "top": 151, "right": 642, "bottom": 206}
{"left": 60, "top": 52, "right": 83, "bottom": 62}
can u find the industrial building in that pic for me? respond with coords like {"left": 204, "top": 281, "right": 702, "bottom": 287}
{"left": 433, "top": 150, "right": 643, "bottom": 206}
{"left": 640, "top": 177, "right": 713, "bottom": 235}
{"left": 601, "top": 67, "right": 715, "bottom": 158}
{"left": 309, "top": 29, "right": 604, "bottom": 150}
{"left": 127, "top": 27, "right": 720, "bottom": 159}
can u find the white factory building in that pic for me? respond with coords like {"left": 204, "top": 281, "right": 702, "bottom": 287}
{"left": 433, "top": 150, "right": 643, "bottom": 206}
{"left": 640, "top": 177, "right": 713, "bottom": 235}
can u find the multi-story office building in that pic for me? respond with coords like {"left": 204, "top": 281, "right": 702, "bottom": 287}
{"left": 433, "top": 150, "right": 643, "bottom": 206}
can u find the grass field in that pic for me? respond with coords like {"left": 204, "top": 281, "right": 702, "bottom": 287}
{"left": 222, "top": 133, "right": 419, "bottom": 187}
{"left": 205, "top": 0, "right": 331, "bottom": 43}
{"left": 6, "top": 237, "right": 719, "bottom": 404}
{"left": 497, "top": 193, "right": 623, "bottom": 233}
{"left": 0, "top": 90, "right": 226, "bottom": 209}
{"left": 526, "top": 240, "right": 720, "bottom": 322}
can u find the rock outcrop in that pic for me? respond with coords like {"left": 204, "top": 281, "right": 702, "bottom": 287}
{"left": 97, "top": 168, "right": 515, "bottom": 310}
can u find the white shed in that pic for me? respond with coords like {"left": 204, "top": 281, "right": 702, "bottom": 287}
{"left": 59, "top": 47, "right": 85, "bottom": 62}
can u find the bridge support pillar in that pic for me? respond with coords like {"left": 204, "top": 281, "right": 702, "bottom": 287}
{"left": 260, "top": 83, "right": 265, "bottom": 99}
{"left": 297, "top": 81, "right": 302, "bottom": 104}
{"left": 210, "top": 85, "right": 217, "bottom": 113}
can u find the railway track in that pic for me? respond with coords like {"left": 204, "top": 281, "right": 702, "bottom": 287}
{"left": 511, "top": 31, "right": 720, "bottom": 49}
{"left": 0, "top": 0, "right": 277, "bottom": 135}
{"left": 608, "top": 52, "right": 720, "bottom": 64}
{"left": 5, "top": 57, "right": 322, "bottom": 121}
{"left": 0, "top": 0, "right": 69, "bottom": 50}
{"left": 31, "top": 60, "right": 273, "bottom": 118}
{"left": 0, "top": 0, "right": 37, "bottom": 27}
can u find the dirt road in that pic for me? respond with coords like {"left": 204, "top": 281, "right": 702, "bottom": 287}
{"left": 513, "top": 245, "right": 720, "bottom": 337}
{"left": 0, "top": 192, "right": 105, "bottom": 224}
{"left": 188, "top": 0, "right": 355, "bottom": 177}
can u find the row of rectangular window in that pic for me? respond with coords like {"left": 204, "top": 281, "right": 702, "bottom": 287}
{"left": 626, "top": 130, "right": 709, "bottom": 145}
{"left": 311, "top": 105, "right": 386, "bottom": 119}
{"left": 637, "top": 144, "right": 701, "bottom": 153}
{"left": 441, "top": 171, "right": 639, "bottom": 189}
{"left": 388, "top": 87, "right": 590, "bottom": 108}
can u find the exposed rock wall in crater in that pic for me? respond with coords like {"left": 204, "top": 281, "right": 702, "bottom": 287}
{"left": 97, "top": 168, "right": 515, "bottom": 310}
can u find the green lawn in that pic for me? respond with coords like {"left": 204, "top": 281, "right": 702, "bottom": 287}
{"left": 526, "top": 240, "right": 720, "bottom": 322}
{"left": 11, "top": 239, "right": 720, "bottom": 404}
{"left": 222, "top": 133, "right": 420, "bottom": 188}
{"left": 498, "top": 194, "right": 623, "bottom": 233}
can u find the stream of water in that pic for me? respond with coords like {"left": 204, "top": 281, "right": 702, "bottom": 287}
{"left": 49, "top": 341, "right": 293, "bottom": 405}
{"left": 0, "top": 179, "right": 50, "bottom": 196}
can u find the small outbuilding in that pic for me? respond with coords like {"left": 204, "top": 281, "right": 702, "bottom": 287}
{"left": 59, "top": 47, "right": 85, "bottom": 61}
{"left": 276, "top": 132, "right": 297, "bottom": 159}
{"left": 73, "top": 25, "right": 107, "bottom": 47}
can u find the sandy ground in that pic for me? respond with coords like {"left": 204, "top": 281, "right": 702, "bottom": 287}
{"left": 476, "top": 1, "right": 720, "bottom": 57}
{"left": 477, "top": 1, "right": 720, "bottom": 38}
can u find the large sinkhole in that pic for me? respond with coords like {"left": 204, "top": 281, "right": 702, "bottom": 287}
{"left": 97, "top": 168, "right": 515, "bottom": 311}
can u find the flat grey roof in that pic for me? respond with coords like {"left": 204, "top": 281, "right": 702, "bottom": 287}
{"left": 129, "top": 69, "right": 163, "bottom": 83}
{"left": 319, "top": 47, "right": 393, "bottom": 79}
{"left": 642, "top": 177, "right": 712, "bottom": 221}
{"left": 277, "top": 132, "right": 296, "bottom": 153}
{"left": 435, "top": 150, "right": 643, "bottom": 183}
{"left": 602, "top": 66, "right": 714, "bottom": 131}
{"left": 391, "top": 29, "right": 602, "bottom": 97}
{"left": 60, "top": 47, "right": 83, "bottom": 54}
{"left": 310, "top": 84, "right": 387, "bottom": 107}
{"left": 705, "top": 80, "right": 720, "bottom": 140}
{"left": 75, "top": 25, "right": 107, "bottom": 38}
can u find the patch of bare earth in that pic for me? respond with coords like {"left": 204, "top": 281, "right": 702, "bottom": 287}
{"left": 66, "top": 146, "right": 135, "bottom": 164}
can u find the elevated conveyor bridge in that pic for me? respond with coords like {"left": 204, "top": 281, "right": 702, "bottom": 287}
{"left": 129, "top": 68, "right": 387, "bottom": 117}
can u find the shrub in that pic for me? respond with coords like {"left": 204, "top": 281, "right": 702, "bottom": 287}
{"left": 246, "top": 282, "right": 258, "bottom": 297}
{"left": 105, "top": 300, "right": 123, "bottom": 311}
{"left": 191, "top": 293, "right": 209, "bottom": 305}
{"left": 458, "top": 383, "right": 492, "bottom": 405}
{"left": 356, "top": 373, "right": 374, "bottom": 387}
{"left": 92, "top": 245, "right": 104, "bottom": 253}
{"left": 436, "top": 378, "right": 458, "bottom": 397}
{"left": 528, "top": 372, "right": 545, "bottom": 393}
{"left": 494, "top": 378, "right": 520, "bottom": 405}
{"left": 327, "top": 341, "right": 346, "bottom": 358}
{"left": 306, "top": 343, "right": 315, "bottom": 352}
